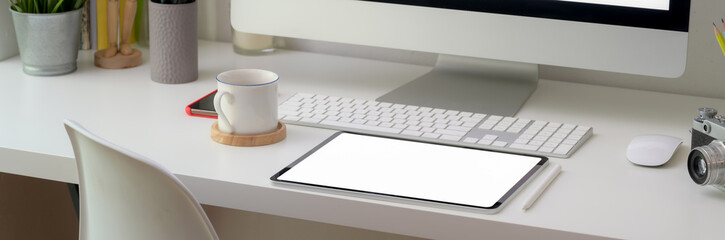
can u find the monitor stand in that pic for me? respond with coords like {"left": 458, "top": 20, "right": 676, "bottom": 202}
{"left": 376, "top": 54, "right": 538, "bottom": 117}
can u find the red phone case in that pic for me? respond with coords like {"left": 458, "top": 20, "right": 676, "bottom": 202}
{"left": 185, "top": 90, "right": 218, "bottom": 119}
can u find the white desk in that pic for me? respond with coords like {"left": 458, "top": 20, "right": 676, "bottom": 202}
{"left": 1, "top": 40, "right": 724, "bottom": 240}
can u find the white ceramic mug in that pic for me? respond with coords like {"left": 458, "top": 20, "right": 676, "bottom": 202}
{"left": 214, "top": 69, "right": 279, "bottom": 136}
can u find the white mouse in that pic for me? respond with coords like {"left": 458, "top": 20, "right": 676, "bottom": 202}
{"left": 626, "top": 134, "right": 683, "bottom": 166}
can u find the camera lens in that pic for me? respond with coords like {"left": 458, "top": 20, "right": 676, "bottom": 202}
{"left": 688, "top": 140, "right": 725, "bottom": 186}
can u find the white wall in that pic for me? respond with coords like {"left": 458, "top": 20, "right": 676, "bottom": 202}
{"left": 199, "top": 0, "right": 725, "bottom": 99}
{"left": 0, "top": 0, "right": 19, "bottom": 61}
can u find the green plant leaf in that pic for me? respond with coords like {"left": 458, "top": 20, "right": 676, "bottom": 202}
{"left": 8, "top": 0, "right": 20, "bottom": 12}
{"left": 72, "top": 0, "right": 86, "bottom": 10}
{"left": 9, "top": 0, "right": 86, "bottom": 13}
{"left": 50, "top": 0, "right": 64, "bottom": 13}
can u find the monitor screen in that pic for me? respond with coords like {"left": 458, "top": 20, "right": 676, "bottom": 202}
{"left": 231, "top": 0, "right": 690, "bottom": 115}
{"left": 362, "top": 0, "right": 688, "bottom": 31}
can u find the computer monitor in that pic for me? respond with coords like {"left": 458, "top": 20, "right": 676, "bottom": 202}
{"left": 230, "top": 0, "right": 690, "bottom": 116}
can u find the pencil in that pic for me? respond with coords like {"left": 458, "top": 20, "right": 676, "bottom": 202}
{"left": 714, "top": 23, "right": 725, "bottom": 56}
{"left": 522, "top": 163, "right": 561, "bottom": 211}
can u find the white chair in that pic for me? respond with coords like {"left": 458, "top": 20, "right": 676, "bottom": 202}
{"left": 64, "top": 120, "right": 220, "bottom": 240}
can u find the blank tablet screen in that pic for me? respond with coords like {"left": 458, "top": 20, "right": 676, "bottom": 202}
{"left": 272, "top": 132, "right": 547, "bottom": 211}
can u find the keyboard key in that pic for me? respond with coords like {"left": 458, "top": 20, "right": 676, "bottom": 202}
{"left": 477, "top": 139, "right": 494, "bottom": 145}
{"left": 321, "top": 120, "right": 402, "bottom": 134}
{"left": 554, "top": 144, "right": 574, "bottom": 155}
{"left": 406, "top": 120, "right": 421, "bottom": 126}
{"left": 506, "top": 127, "right": 523, "bottom": 133}
{"left": 502, "top": 117, "right": 517, "bottom": 123}
{"left": 531, "top": 120, "right": 548, "bottom": 127}
{"left": 548, "top": 138, "right": 564, "bottom": 144}
{"left": 407, "top": 125, "right": 422, "bottom": 131}
{"left": 519, "top": 134, "right": 534, "bottom": 140}
{"left": 492, "top": 125, "right": 509, "bottom": 132}
{"left": 538, "top": 147, "right": 555, "bottom": 153}
{"left": 446, "top": 115, "right": 462, "bottom": 121}
{"left": 567, "top": 134, "right": 583, "bottom": 141}
{"left": 478, "top": 124, "right": 494, "bottom": 130}
{"left": 434, "top": 129, "right": 467, "bottom": 137}
{"left": 378, "top": 102, "right": 392, "bottom": 108}
{"left": 422, "top": 133, "right": 441, "bottom": 139}
{"left": 402, "top": 130, "right": 423, "bottom": 137}
{"left": 379, "top": 122, "right": 394, "bottom": 127}
{"left": 300, "top": 118, "right": 321, "bottom": 124}
{"left": 459, "top": 112, "right": 474, "bottom": 117}
{"left": 283, "top": 116, "right": 302, "bottom": 121}
{"left": 461, "top": 117, "right": 481, "bottom": 123}
{"left": 366, "top": 120, "right": 381, "bottom": 126}
{"left": 472, "top": 113, "right": 487, "bottom": 119}
{"left": 393, "top": 124, "right": 407, "bottom": 129}
{"left": 553, "top": 133, "right": 569, "bottom": 139}
{"left": 482, "top": 134, "right": 498, "bottom": 140}
{"left": 556, "top": 128, "right": 573, "bottom": 135}
{"left": 462, "top": 122, "right": 477, "bottom": 128}
{"left": 279, "top": 109, "right": 301, "bottom": 116}
{"left": 392, "top": 119, "right": 406, "bottom": 124}
{"left": 449, "top": 120, "right": 464, "bottom": 126}
{"left": 510, "top": 144, "right": 538, "bottom": 151}
{"left": 488, "top": 115, "right": 503, "bottom": 121}
{"left": 516, "top": 119, "right": 531, "bottom": 125}
{"left": 440, "top": 135, "right": 462, "bottom": 141}
{"left": 447, "top": 125, "right": 472, "bottom": 132}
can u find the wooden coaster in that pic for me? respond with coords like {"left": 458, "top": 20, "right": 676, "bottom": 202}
{"left": 211, "top": 121, "right": 286, "bottom": 147}
{"left": 94, "top": 49, "right": 143, "bottom": 69}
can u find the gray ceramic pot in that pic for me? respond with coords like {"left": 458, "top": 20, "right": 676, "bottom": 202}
{"left": 10, "top": 7, "right": 81, "bottom": 76}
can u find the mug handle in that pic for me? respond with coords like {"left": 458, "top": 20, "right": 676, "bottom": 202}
{"left": 213, "top": 90, "right": 234, "bottom": 133}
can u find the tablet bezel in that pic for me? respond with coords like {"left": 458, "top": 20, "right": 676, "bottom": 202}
{"left": 271, "top": 132, "right": 548, "bottom": 213}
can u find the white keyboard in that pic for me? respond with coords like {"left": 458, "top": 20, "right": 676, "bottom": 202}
{"left": 278, "top": 93, "right": 592, "bottom": 158}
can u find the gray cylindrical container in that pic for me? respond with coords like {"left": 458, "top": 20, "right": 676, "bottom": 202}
{"left": 149, "top": 0, "right": 198, "bottom": 84}
{"left": 10, "top": 7, "right": 81, "bottom": 76}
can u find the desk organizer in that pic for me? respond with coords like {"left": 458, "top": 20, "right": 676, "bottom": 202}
{"left": 211, "top": 121, "right": 286, "bottom": 147}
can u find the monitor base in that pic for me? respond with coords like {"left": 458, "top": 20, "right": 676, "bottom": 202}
{"left": 377, "top": 54, "right": 538, "bottom": 117}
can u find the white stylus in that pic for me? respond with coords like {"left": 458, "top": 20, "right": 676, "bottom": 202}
{"left": 522, "top": 163, "right": 561, "bottom": 211}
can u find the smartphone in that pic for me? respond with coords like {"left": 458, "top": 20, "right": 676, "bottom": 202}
{"left": 185, "top": 90, "right": 218, "bottom": 118}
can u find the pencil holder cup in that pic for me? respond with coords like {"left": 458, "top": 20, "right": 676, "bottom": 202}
{"left": 149, "top": 0, "right": 197, "bottom": 84}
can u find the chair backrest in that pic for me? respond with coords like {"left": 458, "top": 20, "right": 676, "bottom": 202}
{"left": 64, "top": 120, "right": 219, "bottom": 240}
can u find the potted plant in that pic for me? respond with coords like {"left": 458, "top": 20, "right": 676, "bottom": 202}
{"left": 8, "top": 0, "right": 87, "bottom": 76}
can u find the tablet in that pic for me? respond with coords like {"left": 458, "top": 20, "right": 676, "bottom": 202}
{"left": 271, "top": 132, "right": 548, "bottom": 213}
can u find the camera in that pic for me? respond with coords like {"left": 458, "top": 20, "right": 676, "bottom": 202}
{"left": 688, "top": 107, "right": 725, "bottom": 189}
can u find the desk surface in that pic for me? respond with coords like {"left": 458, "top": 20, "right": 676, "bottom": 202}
{"left": 1, "top": 40, "right": 724, "bottom": 240}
